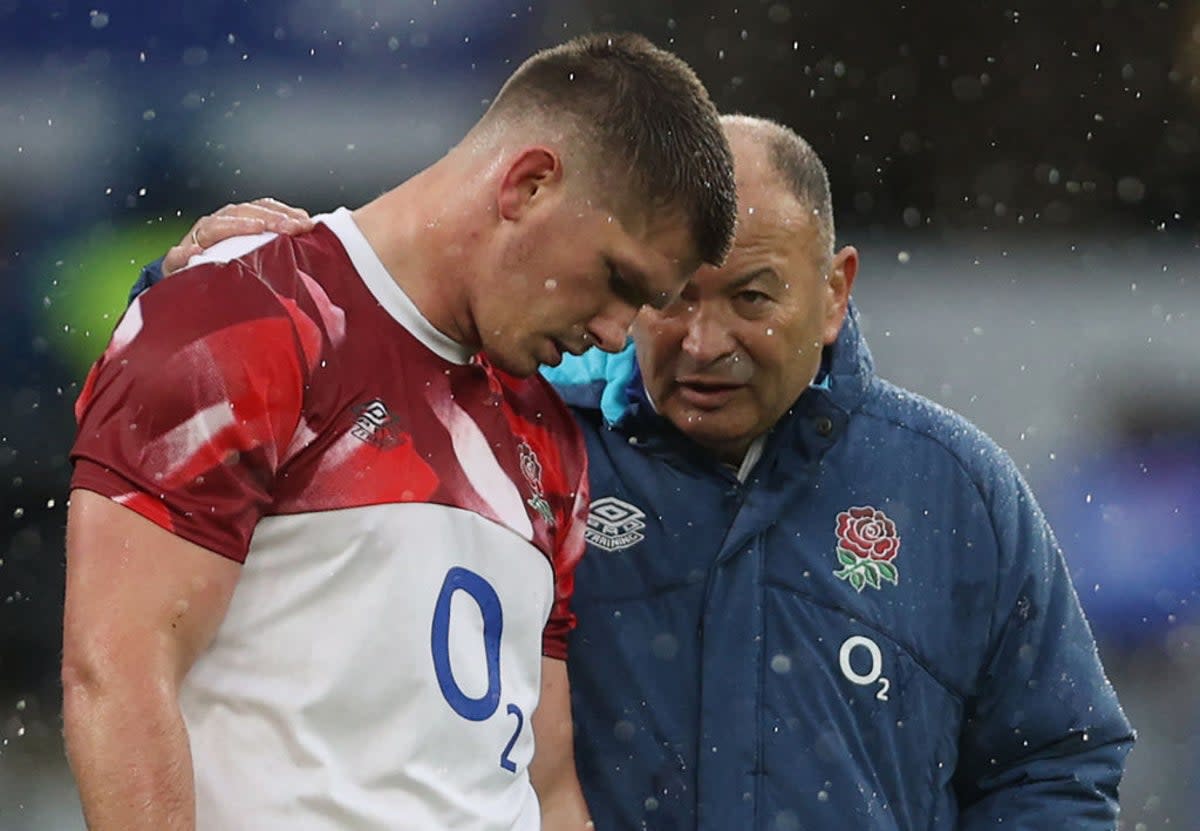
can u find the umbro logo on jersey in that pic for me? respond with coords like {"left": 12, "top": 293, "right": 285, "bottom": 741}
{"left": 350, "top": 398, "right": 402, "bottom": 449}
{"left": 585, "top": 496, "right": 646, "bottom": 551}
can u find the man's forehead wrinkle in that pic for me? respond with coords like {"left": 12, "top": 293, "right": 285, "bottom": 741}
{"left": 722, "top": 266, "right": 775, "bottom": 290}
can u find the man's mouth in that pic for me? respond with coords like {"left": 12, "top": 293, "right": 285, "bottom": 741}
{"left": 674, "top": 378, "right": 744, "bottom": 409}
{"left": 541, "top": 338, "right": 564, "bottom": 366}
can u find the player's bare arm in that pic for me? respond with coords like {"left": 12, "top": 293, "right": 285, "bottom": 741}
{"left": 529, "top": 657, "right": 593, "bottom": 830}
{"left": 62, "top": 491, "right": 241, "bottom": 831}
{"left": 162, "top": 197, "right": 313, "bottom": 275}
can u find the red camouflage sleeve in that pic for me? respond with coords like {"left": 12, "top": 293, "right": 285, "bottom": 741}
{"left": 70, "top": 262, "right": 318, "bottom": 562}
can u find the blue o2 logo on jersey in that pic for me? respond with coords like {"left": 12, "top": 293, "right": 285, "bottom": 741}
{"left": 430, "top": 566, "right": 524, "bottom": 773}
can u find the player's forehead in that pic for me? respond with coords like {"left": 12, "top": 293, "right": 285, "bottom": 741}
{"left": 614, "top": 209, "right": 702, "bottom": 305}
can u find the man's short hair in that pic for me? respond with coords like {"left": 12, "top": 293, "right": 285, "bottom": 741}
{"left": 727, "top": 115, "right": 836, "bottom": 263}
{"left": 487, "top": 33, "right": 737, "bottom": 266}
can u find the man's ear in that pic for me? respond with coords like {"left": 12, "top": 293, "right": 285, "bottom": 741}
{"left": 822, "top": 245, "right": 859, "bottom": 345}
{"left": 497, "top": 147, "right": 562, "bottom": 221}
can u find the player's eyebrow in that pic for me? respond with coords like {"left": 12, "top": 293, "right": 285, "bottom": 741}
{"left": 609, "top": 261, "right": 658, "bottom": 309}
{"left": 626, "top": 264, "right": 682, "bottom": 310}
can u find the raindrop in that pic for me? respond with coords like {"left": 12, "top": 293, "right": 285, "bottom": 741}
{"left": 183, "top": 47, "right": 209, "bottom": 67}
{"left": 897, "top": 251, "right": 910, "bottom": 264}
{"left": 651, "top": 633, "right": 679, "bottom": 660}
{"left": 768, "top": 4, "right": 792, "bottom": 24}
{"left": 613, "top": 720, "right": 635, "bottom": 741}
{"left": 951, "top": 75, "right": 984, "bottom": 102}
{"left": 1116, "top": 177, "right": 1146, "bottom": 204}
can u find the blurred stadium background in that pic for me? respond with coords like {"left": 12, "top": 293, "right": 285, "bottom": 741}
{"left": 1, "top": 1, "right": 1197, "bottom": 827}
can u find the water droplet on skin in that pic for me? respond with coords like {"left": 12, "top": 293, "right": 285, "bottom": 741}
{"left": 544, "top": 279, "right": 558, "bottom": 290}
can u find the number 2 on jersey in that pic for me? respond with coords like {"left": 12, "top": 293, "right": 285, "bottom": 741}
{"left": 430, "top": 566, "right": 525, "bottom": 773}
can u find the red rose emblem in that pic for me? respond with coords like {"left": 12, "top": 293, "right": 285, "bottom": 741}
{"left": 836, "top": 506, "right": 900, "bottom": 562}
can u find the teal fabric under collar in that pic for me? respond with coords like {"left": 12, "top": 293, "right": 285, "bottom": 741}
{"left": 541, "top": 340, "right": 831, "bottom": 426}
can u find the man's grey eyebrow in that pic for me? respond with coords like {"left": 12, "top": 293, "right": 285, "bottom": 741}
{"left": 729, "top": 267, "right": 778, "bottom": 289}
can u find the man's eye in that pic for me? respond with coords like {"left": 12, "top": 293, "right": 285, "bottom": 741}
{"left": 737, "top": 290, "right": 770, "bottom": 305}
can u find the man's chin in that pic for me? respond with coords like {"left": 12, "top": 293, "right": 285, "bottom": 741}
{"left": 677, "top": 424, "right": 753, "bottom": 464}
{"left": 665, "top": 404, "right": 748, "bottom": 445}
{"left": 484, "top": 349, "right": 540, "bottom": 378}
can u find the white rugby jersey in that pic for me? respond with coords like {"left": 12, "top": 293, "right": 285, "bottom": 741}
{"left": 71, "top": 209, "right": 589, "bottom": 830}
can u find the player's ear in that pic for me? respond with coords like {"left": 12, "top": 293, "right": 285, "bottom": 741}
{"left": 497, "top": 147, "right": 562, "bottom": 221}
{"left": 822, "top": 245, "right": 858, "bottom": 345}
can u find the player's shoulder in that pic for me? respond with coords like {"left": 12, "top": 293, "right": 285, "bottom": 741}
{"left": 123, "top": 229, "right": 352, "bottom": 385}
{"left": 157, "top": 231, "right": 294, "bottom": 307}
{"left": 162, "top": 225, "right": 346, "bottom": 319}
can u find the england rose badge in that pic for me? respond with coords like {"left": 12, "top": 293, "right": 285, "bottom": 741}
{"left": 832, "top": 506, "right": 900, "bottom": 592}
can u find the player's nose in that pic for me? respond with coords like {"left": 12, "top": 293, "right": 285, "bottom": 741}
{"left": 586, "top": 314, "right": 632, "bottom": 353}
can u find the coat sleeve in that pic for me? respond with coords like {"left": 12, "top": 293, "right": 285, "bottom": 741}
{"left": 127, "top": 257, "right": 167, "bottom": 304}
{"left": 953, "top": 456, "right": 1135, "bottom": 829}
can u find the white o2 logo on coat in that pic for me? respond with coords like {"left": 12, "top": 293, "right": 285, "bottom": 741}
{"left": 839, "top": 635, "right": 890, "bottom": 701}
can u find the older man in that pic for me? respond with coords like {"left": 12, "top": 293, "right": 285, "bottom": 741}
{"left": 549, "top": 116, "right": 1132, "bottom": 830}
{"left": 141, "top": 115, "right": 1132, "bottom": 830}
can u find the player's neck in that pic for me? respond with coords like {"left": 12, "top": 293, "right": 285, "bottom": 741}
{"left": 352, "top": 168, "right": 479, "bottom": 350}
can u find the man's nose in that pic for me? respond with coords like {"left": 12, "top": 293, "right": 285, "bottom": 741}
{"left": 681, "top": 306, "right": 735, "bottom": 364}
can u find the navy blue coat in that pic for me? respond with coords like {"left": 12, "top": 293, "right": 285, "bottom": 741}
{"left": 545, "top": 306, "right": 1132, "bottom": 830}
